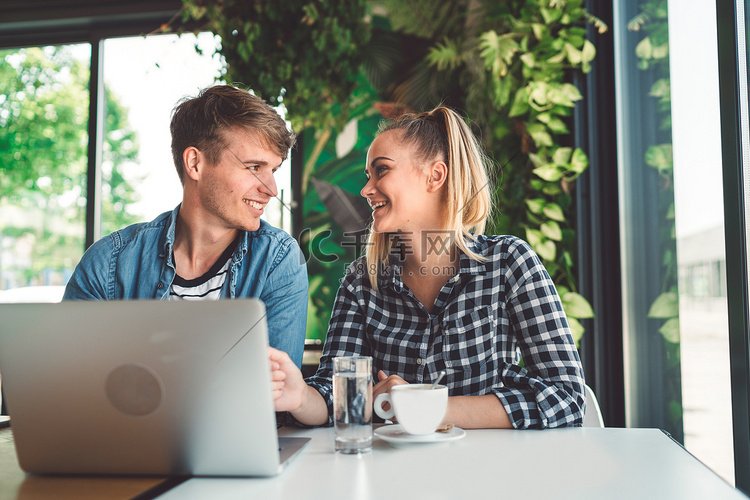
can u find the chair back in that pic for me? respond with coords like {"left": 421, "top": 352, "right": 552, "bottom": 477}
{"left": 583, "top": 384, "right": 604, "bottom": 427}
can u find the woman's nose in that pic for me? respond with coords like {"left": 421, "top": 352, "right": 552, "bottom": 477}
{"left": 361, "top": 177, "right": 375, "bottom": 198}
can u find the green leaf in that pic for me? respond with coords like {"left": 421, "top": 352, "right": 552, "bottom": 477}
{"left": 547, "top": 50, "right": 567, "bottom": 64}
{"left": 652, "top": 42, "right": 669, "bottom": 59}
{"left": 582, "top": 39, "right": 596, "bottom": 63}
{"left": 647, "top": 291, "right": 679, "bottom": 319}
{"left": 559, "top": 83, "right": 583, "bottom": 104}
{"left": 567, "top": 317, "right": 584, "bottom": 346}
{"left": 569, "top": 148, "right": 589, "bottom": 173}
{"left": 479, "top": 30, "right": 519, "bottom": 78}
{"left": 563, "top": 250, "right": 573, "bottom": 267}
{"left": 649, "top": 78, "right": 670, "bottom": 100}
{"left": 527, "top": 123, "right": 553, "bottom": 147}
{"left": 529, "top": 82, "right": 549, "bottom": 107}
{"left": 525, "top": 228, "right": 543, "bottom": 248}
{"left": 520, "top": 52, "right": 535, "bottom": 68}
{"left": 540, "top": 8, "right": 562, "bottom": 24}
{"left": 546, "top": 116, "right": 569, "bottom": 133}
{"left": 525, "top": 198, "right": 545, "bottom": 214}
{"left": 533, "top": 164, "right": 563, "bottom": 181}
{"left": 553, "top": 147, "right": 573, "bottom": 165}
{"left": 536, "top": 240, "right": 557, "bottom": 261}
{"left": 527, "top": 152, "right": 545, "bottom": 167}
{"left": 635, "top": 37, "right": 653, "bottom": 60}
{"left": 645, "top": 144, "right": 673, "bottom": 172}
{"left": 543, "top": 203, "right": 565, "bottom": 221}
{"left": 426, "top": 38, "right": 464, "bottom": 71}
{"left": 565, "top": 42, "right": 582, "bottom": 64}
{"left": 541, "top": 220, "right": 562, "bottom": 241}
{"left": 509, "top": 88, "right": 529, "bottom": 117}
{"left": 531, "top": 23, "right": 546, "bottom": 40}
{"left": 562, "top": 292, "right": 595, "bottom": 318}
{"left": 659, "top": 317, "right": 681, "bottom": 343}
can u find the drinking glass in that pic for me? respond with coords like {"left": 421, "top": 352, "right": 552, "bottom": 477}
{"left": 333, "top": 356, "right": 373, "bottom": 454}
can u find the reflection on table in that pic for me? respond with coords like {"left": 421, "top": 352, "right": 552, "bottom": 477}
{"left": 0, "top": 426, "right": 170, "bottom": 500}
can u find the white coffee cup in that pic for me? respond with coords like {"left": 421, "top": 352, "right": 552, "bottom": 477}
{"left": 374, "top": 384, "right": 448, "bottom": 435}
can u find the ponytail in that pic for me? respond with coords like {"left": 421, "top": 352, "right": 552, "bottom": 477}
{"left": 365, "top": 106, "right": 493, "bottom": 290}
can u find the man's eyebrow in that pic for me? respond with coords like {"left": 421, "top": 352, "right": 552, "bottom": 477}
{"left": 227, "top": 150, "right": 282, "bottom": 170}
{"left": 240, "top": 159, "right": 269, "bottom": 165}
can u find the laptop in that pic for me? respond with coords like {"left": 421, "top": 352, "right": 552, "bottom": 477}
{"left": 0, "top": 298, "right": 310, "bottom": 476}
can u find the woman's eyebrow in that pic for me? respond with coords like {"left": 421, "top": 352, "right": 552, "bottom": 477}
{"left": 370, "top": 156, "right": 393, "bottom": 166}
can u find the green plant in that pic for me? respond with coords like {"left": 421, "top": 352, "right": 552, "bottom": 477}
{"left": 180, "top": 0, "right": 371, "bottom": 134}
{"left": 371, "top": 0, "right": 603, "bottom": 342}
{"left": 177, "top": 0, "right": 603, "bottom": 344}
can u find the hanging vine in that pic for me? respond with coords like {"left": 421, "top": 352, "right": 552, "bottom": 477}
{"left": 180, "top": 0, "right": 371, "bottom": 133}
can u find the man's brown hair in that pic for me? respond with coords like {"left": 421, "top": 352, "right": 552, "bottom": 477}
{"left": 170, "top": 85, "right": 295, "bottom": 184}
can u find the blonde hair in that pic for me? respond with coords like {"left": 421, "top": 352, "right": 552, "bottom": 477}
{"left": 365, "top": 106, "right": 493, "bottom": 289}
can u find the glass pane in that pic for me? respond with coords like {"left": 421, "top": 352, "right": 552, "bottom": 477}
{"left": 615, "top": 0, "right": 682, "bottom": 438}
{"left": 100, "top": 33, "right": 292, "bottom": 234}
{"left": 101, "top": 33, "right": 223, "bottom": 229}
{"left": 0, "top": 44, "right": 90, "bottom": 303}
{"left": 615, "top": 0, "right": 733, "bottom": 484}
{"left": 670, "top": 0, "right": 733, "bottom": 485}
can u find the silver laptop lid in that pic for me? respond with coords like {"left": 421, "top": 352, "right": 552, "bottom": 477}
{"left": 0, "top": 299, "right": 286, "bottom": 476}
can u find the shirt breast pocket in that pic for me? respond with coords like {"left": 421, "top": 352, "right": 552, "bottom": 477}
{"left": 441, "top": 306, "right": 498, "bottom": 381}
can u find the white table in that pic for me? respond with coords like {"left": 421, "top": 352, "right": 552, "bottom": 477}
{"left": 157, "top": 426, "right": 747, "bottom": 500}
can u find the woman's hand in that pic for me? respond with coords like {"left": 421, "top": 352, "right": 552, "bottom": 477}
{"left": 268, "top": 346, "right": 306, "bottom": 412}
{"left": 373, "top": 370, "right": 408, "bottom": 404}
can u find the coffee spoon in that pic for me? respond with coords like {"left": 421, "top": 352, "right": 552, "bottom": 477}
{"left": 431, "top": 370, "right": 446, "bottom": 389}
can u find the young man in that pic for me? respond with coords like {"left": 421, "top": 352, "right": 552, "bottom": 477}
{"left": 64, "top": 85, "right": 308, "bottom": 367}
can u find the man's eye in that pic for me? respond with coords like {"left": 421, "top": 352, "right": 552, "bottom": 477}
{"left": 247, "top": 165, "right": 260, "bottom": 172}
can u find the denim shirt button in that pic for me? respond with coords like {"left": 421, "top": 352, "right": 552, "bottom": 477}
{"left": 156, "top": 283, "right": 163, "bottom": 290}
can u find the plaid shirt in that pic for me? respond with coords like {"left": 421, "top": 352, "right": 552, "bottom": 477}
{"left": 305, "top": 235, "right": 586, "bottom": 429}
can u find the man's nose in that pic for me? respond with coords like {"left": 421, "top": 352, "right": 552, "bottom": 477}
{"left": 259, "top": 171, "right": 278, "bottom": 198}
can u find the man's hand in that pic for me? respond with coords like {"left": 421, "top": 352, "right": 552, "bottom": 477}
{"left": 268, "top": 346, "right": 306, "bottom": 412}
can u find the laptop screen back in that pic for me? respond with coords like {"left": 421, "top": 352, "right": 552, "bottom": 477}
{"left": 0, "top": 299, "right": 284, "bottom": 476}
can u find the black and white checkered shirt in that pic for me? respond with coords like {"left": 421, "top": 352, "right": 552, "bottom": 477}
{"left": 305, "top": 234, "right": 586, "bottom": 429}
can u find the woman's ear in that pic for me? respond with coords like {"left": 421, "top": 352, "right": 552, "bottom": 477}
{"left": 182, "top": 147, "right": 202, "bottom": 182}
{"left": 426, "top": 160, "right": 448, "bottom": 192}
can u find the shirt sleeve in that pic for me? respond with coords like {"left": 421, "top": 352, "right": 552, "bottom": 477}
{"left": 261, "top": 238, "right": 309, "bottom": 369}
{"left": 294, "top": 265, "right": 371, "bottom": 427}
{"left": 62, "top": 236, "right": 114, "bottom": 301}
{"left": 493, "top": 240, "right": 586, "bottom": 428}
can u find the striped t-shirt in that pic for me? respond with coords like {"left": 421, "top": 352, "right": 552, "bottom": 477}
{"left": 169, "top": 238, "right": 238, "bottom": 300}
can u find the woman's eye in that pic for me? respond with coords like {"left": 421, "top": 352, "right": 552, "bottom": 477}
{"left": 375, "top": 165, "right": 387, "bottom": 176}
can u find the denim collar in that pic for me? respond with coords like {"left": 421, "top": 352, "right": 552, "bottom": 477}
{"left": 158, "top": 204, "right": 249, "bottom": 268}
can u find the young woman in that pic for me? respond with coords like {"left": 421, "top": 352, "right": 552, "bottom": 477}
{"left": 270, "top": 106, "right": 585, "bottom": 429}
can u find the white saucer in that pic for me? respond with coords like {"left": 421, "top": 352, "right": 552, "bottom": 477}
{"left": 374, "top": 424, "right": 466, "bottom": 444}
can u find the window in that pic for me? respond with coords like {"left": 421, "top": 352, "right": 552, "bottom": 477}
{"left": 0, "top": 30, "right": 293, "bottom": 301}
{"left": 101, "top": 33, "right": 223, "bottom": 225}
{"left": 0, "top": 44, "right": 90, "bottom": 302}
{"left": 614, "top": 0, "right": 733, "bottom": 484}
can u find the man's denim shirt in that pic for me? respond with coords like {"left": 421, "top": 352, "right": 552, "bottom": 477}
{"left": 63, "top": 205, "right": 308, "bottom": 367}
